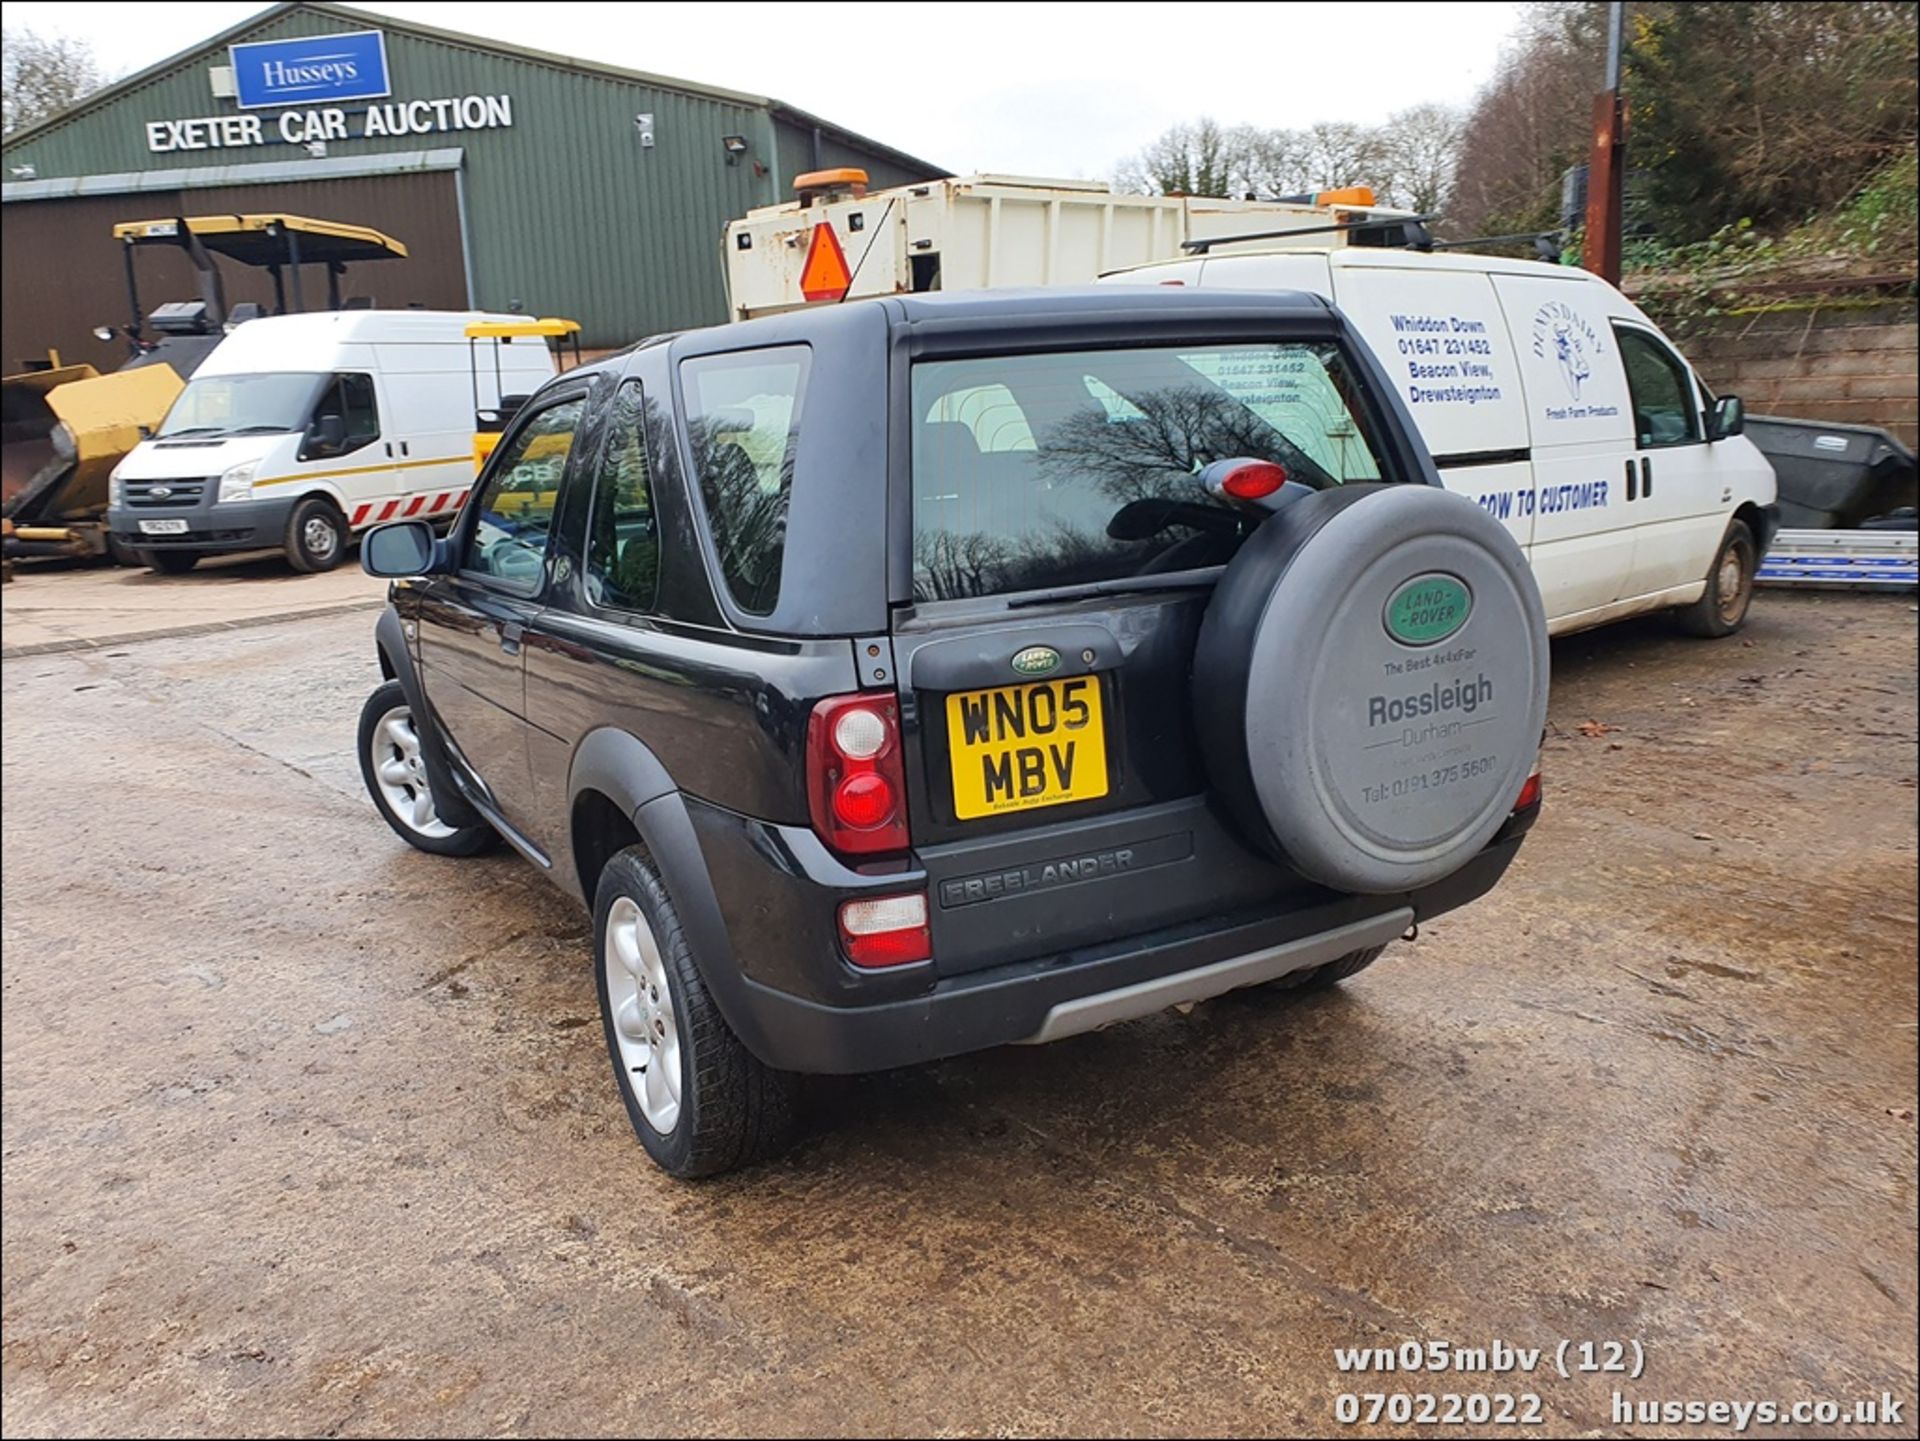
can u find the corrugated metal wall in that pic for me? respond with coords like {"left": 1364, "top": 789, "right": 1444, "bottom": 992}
{"left": 1, "top": 174, "right": 467, "bottom": 373}
{"left": 0, "top": 6, "right": 944, "bottom": 353}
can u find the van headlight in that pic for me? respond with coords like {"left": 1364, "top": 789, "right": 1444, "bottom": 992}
{"left": 108, "top": 465, "right": 125, "bottom": 509}
{"left": 216, "top": 460, "right": 259, "bottom": 503}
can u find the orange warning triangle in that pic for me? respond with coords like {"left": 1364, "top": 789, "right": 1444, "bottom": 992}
{"left": 799, "top": 222, "right": 853, "bottom": 303}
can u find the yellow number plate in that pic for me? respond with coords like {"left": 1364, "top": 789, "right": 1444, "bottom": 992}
{"left": 946, "top": 676, "right": 1108, "bottom": 821}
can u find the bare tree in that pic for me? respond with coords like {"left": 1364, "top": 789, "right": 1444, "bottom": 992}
{"left": 3, "top": 27, "right": 105, "bottom": 137}
{"left": 1375, "top": 103, "right": 1467, "bottom": 214}
{"left": 1448, "top": 2, "right": 1607, "bottom": 235}
{"left": 1235, "top": 127, "right": 1312, "bottom": 198}
{"left": 1114, "top": 104, "right": 1470, "bottom": 210}
{"left": 1298, "top": 122, "right": 1386, "bottom": 193}
{"left": 1113, "top": 117, "right": 1242, "bottom": 197}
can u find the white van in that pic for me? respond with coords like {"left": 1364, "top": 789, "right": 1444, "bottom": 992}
{"left": 107, "top": 310, "right": 556, "bottom": 574}
{"left": 1102, "top": 248, "right": 1780, "bottom": 637}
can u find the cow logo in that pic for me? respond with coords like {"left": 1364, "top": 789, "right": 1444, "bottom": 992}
{"left": 1010, "top": 645, "right": 1061, "bottom": 677}
{"left": 1385, "top": 573, "right": 1472, "bottom": 647}
{"left": 1531, "top": 301, "right": 1603, "bottom": 401}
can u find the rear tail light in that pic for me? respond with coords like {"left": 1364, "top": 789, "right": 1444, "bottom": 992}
{"left": 1514, "top": 758, "right": 1542, "bottom": 812}
{"left": 808, "top": 693, "right": 910, "bottom": 854}
{"left": 838, "top": 892, "right": 931, "bottom": 968}
{"left": 1200, "top": 456, "right": 1291, "bottom": 504}
{"left": 1220, "top": 460, "right": 1289, "bottom": 500}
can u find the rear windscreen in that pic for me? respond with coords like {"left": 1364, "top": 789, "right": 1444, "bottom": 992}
{"left": 910, "top": 343, "right": 1393, "bottom": 602}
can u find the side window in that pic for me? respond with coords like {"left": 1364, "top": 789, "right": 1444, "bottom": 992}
{"left": 1615, "top": 327, "right": 1702, "bottom": 447}
{"left": 928, "top": 382, "right": 1036, "bottom": 453}
{"left": 461, "top": 397, "right": 584, "bottom": 591}
{"left": 681, "top": 346, "right": 809, "bottom": 615}
{"left": 585, "top": 381, "right": 660, "bottom": 613}
{"left": 1178, "top": 348, "right": 1382, "bottom": 481}
{"left": 305, "top": 372, "right": 380, "bottom": 458}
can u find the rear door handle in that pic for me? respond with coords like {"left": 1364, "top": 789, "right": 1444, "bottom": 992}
{"left": 499, "top": 621, "right": 524, "bottom": 656}
{"left": 1641, "top": 456, "right": 1652, "bottom": 499}
{"left": 1626, "top": 458, "right": 1637, "bottom": 501}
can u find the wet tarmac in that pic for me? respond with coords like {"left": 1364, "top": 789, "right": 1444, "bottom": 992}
{"left": 3, "top": 591, "right": 1915, "bottom": 1436}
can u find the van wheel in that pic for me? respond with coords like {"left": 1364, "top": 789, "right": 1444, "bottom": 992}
{"left": 357, "top": 681, "right": 496, "bottom": 856}
{"left": 1676, "top": 520, "right": 1756, "bottom": 638}
{"left": 594, "top": 845, "right": 797, "bottom": 1178}
{"left": 142, "top": 549, "right": 199, "bottom": 575}
{"left": 1272, "top": 945, "right": 1386, "bottom": 993}
{"left": 286, "top": 497, "right": 347, "bottom": 573}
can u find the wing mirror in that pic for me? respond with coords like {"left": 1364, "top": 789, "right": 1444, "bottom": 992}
{"left": 304, "top": 413, "right": 347, "bottom": 458}
{"left": 1708, "top": 394, "right": 1745, "bottom": 441}
{"left": 361, "top": 519, "right": 440, "bottom": 579}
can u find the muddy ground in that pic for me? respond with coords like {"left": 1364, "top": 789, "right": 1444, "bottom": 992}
{"left": 2, "top": 590, "right": 1915, "bottom": 1437}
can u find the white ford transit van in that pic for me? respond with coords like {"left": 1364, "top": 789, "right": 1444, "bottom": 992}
{"left": 107, "top": 310, "right": 557, "bottom": 575}
{"left": 1103, "top": 249, "right": 1781, "bottom": 637}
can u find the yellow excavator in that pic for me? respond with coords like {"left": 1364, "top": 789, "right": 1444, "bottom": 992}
{"left": 3, "top": 213, "right": 406, "bottom": 569}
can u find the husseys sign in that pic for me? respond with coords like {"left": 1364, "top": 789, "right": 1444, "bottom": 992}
{"left": 143, "top": 28, "right": 515, "bottom": 153}
{"left": 230, "top": 30, "right": 391, "bottom": 109}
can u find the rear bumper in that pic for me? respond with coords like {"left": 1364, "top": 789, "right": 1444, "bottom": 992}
{"left": 679, "top": 790, "right": 1533, "bottom": 1075}
{"left": 107, "top": 495, "right": 295, "bottom": 553}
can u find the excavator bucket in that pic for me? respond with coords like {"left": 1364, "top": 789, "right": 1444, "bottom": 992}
{"left": 2, "top": 363, "right": 183, "bottom": 555}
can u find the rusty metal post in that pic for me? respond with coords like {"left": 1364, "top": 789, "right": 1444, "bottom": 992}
{"left": 1582, "top": 1, "right": 1629, "bottom": 284}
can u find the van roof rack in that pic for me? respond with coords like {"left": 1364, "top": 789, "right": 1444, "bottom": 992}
{"left": 1181, "top": 214, "right": 1436, "bottom": 255}
{"left": 1428, "top": 231, "right": 1564, "bottom": 262}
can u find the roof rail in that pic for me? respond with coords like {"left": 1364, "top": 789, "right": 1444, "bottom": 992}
{"left": 1181, "top": 214, "right": 1436, "bottom": 255}
{"left": 1428, "top": 231, "right": 1565, "bottom": 262}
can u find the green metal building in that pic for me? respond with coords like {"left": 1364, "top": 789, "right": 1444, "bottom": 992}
{"left": 0, "top": 1, "right": 944, "bottom": 371}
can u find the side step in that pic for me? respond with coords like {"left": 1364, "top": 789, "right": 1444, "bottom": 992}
{"left": 1757, "top": 528, "right": 1918, "bottom": 590}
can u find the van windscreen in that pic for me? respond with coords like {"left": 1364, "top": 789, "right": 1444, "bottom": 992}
{"left": 910, "top": 342, "right": 1392, "bottom": 602}
{"left": 158, "top": 372, "right": 326, "bottom": 439}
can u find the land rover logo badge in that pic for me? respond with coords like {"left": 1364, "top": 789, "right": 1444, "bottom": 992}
{"left": 1385, "top": 574, "right": 1472, "bottom": 646}
{"left": 1011, "top": 645, "right": 1061, "bottom": 677}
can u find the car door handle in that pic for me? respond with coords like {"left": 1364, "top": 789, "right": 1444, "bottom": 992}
{"left": 384, "top": 441, "right": 393, "bottom": 458}
{"left": 1641, "top": 456, "right": 1652, "bottom": 499}
{"left": 499, "top": 621, "right": 524, "bottom": 656}
{"left": 400, "top": 440, "right": 410, "bottom": 457}
{"left": 1626, "top": 458, "right": 1637, "bottom": 502}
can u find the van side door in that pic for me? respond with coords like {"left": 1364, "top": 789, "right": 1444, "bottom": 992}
{"left": 371, "top": 345, "right": 478, "bottom": 524}
{"left": 414, "top": 390, "right": 588, "bottom": 844}
{"left": 1490, "top": 272, "right": 1638, "bottom": 624}
{"left": 289, "top": 371, "right": 402, "bottom": 528}
{"left": 1609, "top": 322, "right": 1727, "bottom": 597}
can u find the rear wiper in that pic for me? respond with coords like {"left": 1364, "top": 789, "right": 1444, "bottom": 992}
{"left": 1006, "top": 569, "right": 1222, "bottom": 609}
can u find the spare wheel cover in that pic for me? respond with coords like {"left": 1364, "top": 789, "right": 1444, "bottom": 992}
{"left": 1194, "top": 484, "right": 1549, "bottom": 894}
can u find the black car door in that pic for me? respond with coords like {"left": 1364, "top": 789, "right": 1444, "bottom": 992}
{"left": 415, "top": 390, "right": 587, "bottom": 842}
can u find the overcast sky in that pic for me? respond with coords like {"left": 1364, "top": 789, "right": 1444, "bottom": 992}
{"left": 7, "top": 1, "right": 1527, "bottom": 177}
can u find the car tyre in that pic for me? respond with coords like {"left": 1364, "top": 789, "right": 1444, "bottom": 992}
{"left": 286, "top": 496, "right": 348, "bottom": 573}
{"left": 357, "top": 681, "right": 496, "bottom": 856}
{"left": 141, "top": 549, "right": 199, "bottom": 575}
{"left": 1271, "top": 945, "right": 1386, "bottom": 993}
{"left": 594, "top": 845, "right": 797, "bottom": 1178}
{"left": 1676, "top": 519, "right": 1756, "bottom": 638}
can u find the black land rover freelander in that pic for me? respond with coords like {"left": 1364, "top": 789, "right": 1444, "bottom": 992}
{"left": 357, "top": 289, "right": 1550, "bottom": 1177}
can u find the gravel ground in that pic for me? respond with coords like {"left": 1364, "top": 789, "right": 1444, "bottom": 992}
{"left": 2, "top": 589, "right": 1914, "bottom": 1437}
